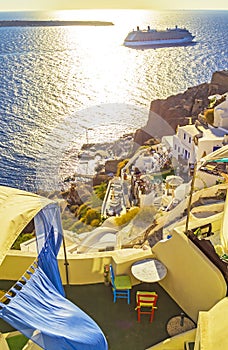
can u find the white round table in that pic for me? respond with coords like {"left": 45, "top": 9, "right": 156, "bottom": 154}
{"left": 131, "top": 258, "right": 167, "bottom": 283}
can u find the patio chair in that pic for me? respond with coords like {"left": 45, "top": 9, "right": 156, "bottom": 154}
{"left": 135, "top": 291, "right": 158, "bottom": 322}
{"left": 109, "top": 264, "right": 131, "bottom": 304}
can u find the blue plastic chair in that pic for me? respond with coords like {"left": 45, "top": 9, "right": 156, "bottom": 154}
{"left": 109, "top": 264, "right": 131, "bottom": 304}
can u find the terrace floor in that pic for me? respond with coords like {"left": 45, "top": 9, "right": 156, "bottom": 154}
{"left": 65, "top": 282, "right": 184, "bottom": 350}
{"left": 0, "top": 280, "right": 186, "bottom": 350}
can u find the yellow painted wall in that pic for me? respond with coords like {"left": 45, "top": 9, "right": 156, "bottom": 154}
{"left": 0, "top": 248, "right": 152, "bottom": 285}
{"left": 152, "top": 230, "right": 227, "bottom": 322}
{"left": 0, "top": 252, "right": 37, "bottom": 281}
{"left": 194, "top": 297, "right": 228, "bottom": 350}
{"left": 146, "top": 329, "right": 196, "bottom": 350}
{"left": 1, "top": 241, "right": 227, "bottom": 350}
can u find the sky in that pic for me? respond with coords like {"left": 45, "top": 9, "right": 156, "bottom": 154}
{"left": 0, "top": 0, "right": 227, "bottom": 11}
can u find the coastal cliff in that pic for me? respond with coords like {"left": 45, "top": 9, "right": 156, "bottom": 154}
{"left": 134, "top": 70, "right": 228, "bottom": 146}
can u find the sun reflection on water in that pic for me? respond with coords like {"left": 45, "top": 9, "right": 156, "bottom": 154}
{"left": 1, "top": 9, "right": 227, "bottom": 190}
{"left": 56, "top": 10, "right": 160, "bottom": 108}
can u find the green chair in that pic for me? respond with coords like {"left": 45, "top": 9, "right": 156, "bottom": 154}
{"left": 109, "top": 264, "right": 131, "bottom": 304}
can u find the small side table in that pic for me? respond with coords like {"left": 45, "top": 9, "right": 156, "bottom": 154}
{"left": 166, "top": 313, "right": 196, "bottom": 337}
{"left": 131, "top": 259, "right": 167, "bottom": 283}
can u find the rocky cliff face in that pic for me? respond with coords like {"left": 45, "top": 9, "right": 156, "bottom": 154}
{"left": 211, "top": 70, "right": 228, "bottom": 91}
{"left": 134, "top": 70, "right": 228, "bottom": 146}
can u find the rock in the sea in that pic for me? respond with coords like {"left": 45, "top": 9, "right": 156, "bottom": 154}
{"left": 93, "top": 174, "right": 110, "bottom": 186}
{"left": 104, "top": 159, "right": 121, "bottom": 175}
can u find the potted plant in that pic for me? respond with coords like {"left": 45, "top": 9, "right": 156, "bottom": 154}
{"left": 104, "top": 264, "right": 110, "bottom": 286}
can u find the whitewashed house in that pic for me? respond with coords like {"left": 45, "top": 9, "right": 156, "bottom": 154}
{"left": 172, "top": 123, "right": 199, "bottom": 162}
{"left": 171, "top": 93, "right": 228, "bottom": 166}
{"left": 213, "top": 94, "right": 228, "bottom": 128}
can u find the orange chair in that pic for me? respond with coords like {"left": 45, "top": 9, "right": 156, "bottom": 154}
{"left": 135, "top": 291, "right": 158, "bottom": 322}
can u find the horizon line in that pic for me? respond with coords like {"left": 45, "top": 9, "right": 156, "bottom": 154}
{"left": 0, "top": 8, "right": 228, "bottom": 12}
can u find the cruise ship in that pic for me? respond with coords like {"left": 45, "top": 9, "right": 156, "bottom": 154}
{"left": 124, "top": 25, "right": 195, "bottom": 47}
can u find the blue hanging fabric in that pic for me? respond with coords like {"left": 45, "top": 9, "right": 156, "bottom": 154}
{"left": 0, "top": 203, "right": 108, "bottom": 349}
{"left": 0, "top": 267, "right": 108, "bottom": 350}
{"left": 34, "top": 204, "right": 65, "bottom": 295}
{"left": 35, "top": 204, "right": 62, "bottom": 255}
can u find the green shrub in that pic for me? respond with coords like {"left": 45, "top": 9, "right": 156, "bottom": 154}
{"left": 90, "top": 219, "right": 100, "bottom": 227}
{"left": 68, "top": 204, "right": 78, "bottom": 214}
{"left": 12, "top": 233, "right": 34, "bottom": 250}
{"left": 209, "top": 95, "right": 226, "bottom": 108}
{"left": 94, "top": 182, "right": 108, "bottom": 200}
{"left": 116, "top": 159, "right": 129, "bottom": 177}
{"left": 77, "top": 203, "right": 90, "bottom": 219}
{"left": 115, "top": 207, "right": 140, "bottom": 226}
{"left": 85, "top": 209, "right": 101, "bottom": 225}
{"left": 204, "top": 108, "right": 214, "bottom": 125}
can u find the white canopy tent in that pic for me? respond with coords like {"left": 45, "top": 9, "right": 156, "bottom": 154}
{"left": 0, "top": 186, "right": 53, "bottom": 265}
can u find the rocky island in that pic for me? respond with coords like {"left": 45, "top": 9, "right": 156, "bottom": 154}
{"left": 0, "top": 20, "right": 114, "bottom": 27}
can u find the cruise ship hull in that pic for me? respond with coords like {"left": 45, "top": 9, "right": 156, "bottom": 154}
{"left": 124, "top": 36, "right": 195, "bottom": 47}
{"left": 124, "top": 27, "right": 195, "bottom": 48}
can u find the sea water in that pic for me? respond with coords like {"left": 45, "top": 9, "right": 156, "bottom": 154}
{"left": 0, "top": 9, "right": 227, "bottom": 191}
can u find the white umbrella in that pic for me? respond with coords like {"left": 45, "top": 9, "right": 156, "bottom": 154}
{"left": 165, "top": 175, "right": 184, "bottom": 187}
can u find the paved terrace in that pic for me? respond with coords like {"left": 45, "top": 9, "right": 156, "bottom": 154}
{"left": 0, "top": 280, "right": 186, "bottom": 350}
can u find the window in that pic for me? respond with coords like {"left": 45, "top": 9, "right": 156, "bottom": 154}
{"left": 183, "top": 133, "right": 186, "bottom": 140}
{"left": 189, "top": 137, "right": 191, "bottom": 143}
{"left": 184, "top": 149, "right": 188, "bottom": 159}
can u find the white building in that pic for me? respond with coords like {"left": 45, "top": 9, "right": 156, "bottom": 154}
{"left": 170, "top": 92, "right": 228, "bottom": 165}
{"left": 172, "top": 124, "right": 198, "bottom": 162}
{"left": 196, "top": 126, "right": 228, "bottom": 160}
{"left": 214, "top": 95, "right": 228, "bottom": 128}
